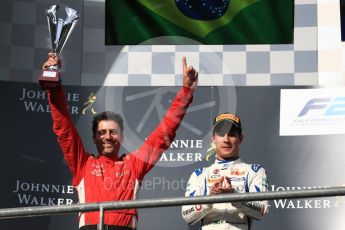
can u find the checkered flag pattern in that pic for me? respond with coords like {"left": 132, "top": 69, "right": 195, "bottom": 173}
{"left": 0, "top": 0, "right": 322, "bottom": 86}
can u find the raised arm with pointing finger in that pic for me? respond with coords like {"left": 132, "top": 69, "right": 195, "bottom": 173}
{"left": 42, "top": 53, "right": 198, "bottom": 230}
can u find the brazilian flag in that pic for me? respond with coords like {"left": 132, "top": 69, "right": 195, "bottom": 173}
{"left": 105, "top": 0, "right": 293, "bottom": 45}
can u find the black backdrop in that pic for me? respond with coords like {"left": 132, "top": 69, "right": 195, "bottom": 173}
{"left": 1, "top": 81, "right": 344, "bottom": 230}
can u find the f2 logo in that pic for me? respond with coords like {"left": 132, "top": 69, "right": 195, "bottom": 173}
{"left": 298, "top": 97, "right": 345, "bottom": 117}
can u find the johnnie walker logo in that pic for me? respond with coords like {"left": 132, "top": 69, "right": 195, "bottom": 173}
{"left": 18, "top": 87, "right": 98, "bottom": 116}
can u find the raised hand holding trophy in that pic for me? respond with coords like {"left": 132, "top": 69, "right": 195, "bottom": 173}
{"left": 39, "top": 5, "right": 79, "bottom": 90}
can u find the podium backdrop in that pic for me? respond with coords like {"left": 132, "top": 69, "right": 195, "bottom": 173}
{"left": 1, "top": 81, "right": 344, "bottom": 229}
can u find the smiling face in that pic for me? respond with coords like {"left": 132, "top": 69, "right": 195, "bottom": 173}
{"left": 93, "top": 120, "right": 123, "bottom": 158}
{"left": 212, "top": 124, "right": 243, "bottom": 160}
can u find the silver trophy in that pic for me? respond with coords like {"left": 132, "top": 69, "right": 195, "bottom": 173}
{"left": 39, "top": 5, "right": 79, "bottom": 90}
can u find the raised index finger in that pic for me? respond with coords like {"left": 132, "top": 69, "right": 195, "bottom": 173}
{"left": 182, "top": 56, "right": 187, "bottom": 71}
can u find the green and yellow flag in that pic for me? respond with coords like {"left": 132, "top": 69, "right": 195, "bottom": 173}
{"left": 105, "top": 0, "right": 293, "bottom": 45}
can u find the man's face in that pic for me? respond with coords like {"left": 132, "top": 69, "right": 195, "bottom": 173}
{"left": 212, "top": 124, "right": 243, "bottom": 160}
{"left": 93, "top": 120, "right": 123, "bottom": 157}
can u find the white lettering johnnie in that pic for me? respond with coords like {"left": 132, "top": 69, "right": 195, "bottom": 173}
{"left": 13, "top": 180, "right": 74, "bottom": 194}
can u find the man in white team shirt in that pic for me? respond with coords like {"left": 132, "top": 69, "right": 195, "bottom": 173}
{"left": 182, "top": 112, "right": 269, "bottom": 230}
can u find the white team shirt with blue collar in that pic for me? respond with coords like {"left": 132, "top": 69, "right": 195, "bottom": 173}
{"left": 182, "top": 158, "right": 269, "bottom": 230}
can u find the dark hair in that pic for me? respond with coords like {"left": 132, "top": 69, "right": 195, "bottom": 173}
{"left": 92, "top": 111, "right": 124, "bottom": 137}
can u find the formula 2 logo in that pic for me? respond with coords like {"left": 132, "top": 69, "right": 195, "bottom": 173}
{"left": 298, "top": 97, "right": 345, "bottom": 117}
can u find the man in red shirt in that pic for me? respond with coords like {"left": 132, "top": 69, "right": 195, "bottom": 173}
{"left": 42, "top": 53, "right": 198, "bottom": 230}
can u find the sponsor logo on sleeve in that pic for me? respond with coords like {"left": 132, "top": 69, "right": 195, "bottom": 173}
{"left": 251, "top": 164, "right": 262, "bottom": 172}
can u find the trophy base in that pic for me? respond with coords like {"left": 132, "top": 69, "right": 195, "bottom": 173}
{"left": 39, "top": 69, "right": 61, "bottom": 90}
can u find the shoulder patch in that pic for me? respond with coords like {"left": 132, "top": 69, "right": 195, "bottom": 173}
{"left": 251, "top": 164, "right": 262, "bottom": 172}
{"left": 194, "top": 168, "right": 203, "bottom": 177}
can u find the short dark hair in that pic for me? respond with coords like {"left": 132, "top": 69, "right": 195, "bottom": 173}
{"left": 92, "top": 111, "right": 124, "bottom": 137}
